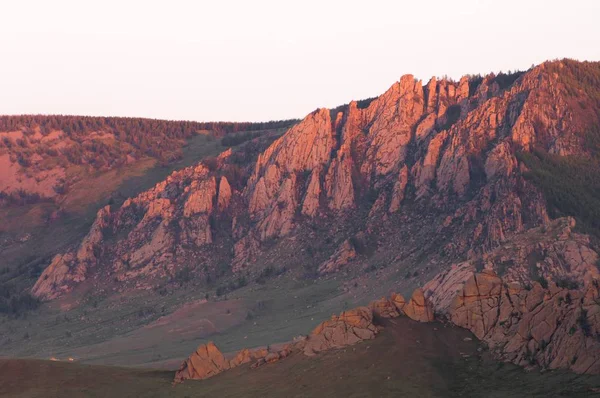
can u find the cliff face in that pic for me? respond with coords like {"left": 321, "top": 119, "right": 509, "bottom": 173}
{"left": 425, "top": 264, "right": 600, "bottom": 374}
{"left": 32, "top": 60, "right": 600, "bottom": 303}
{"left": 32, "top": 154, "right": 237, "bottom": 299}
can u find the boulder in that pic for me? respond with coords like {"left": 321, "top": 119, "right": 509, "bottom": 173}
{"left": 229, "top": 348, "right": 252, "bottom": 368}
{"left": 390, "top": 293, "right": 407, "bottom": 312}
{"left": 403, "top": 288, "right": 435, "bottom": 322}
{"left": 303, "top": 306, "right": 378, "bottom": 356}
{"left": 369, "top": 297, "right": 401, "bottom": 318}
{"left": 174, "top": 342, "right": 230, "bottom": 383}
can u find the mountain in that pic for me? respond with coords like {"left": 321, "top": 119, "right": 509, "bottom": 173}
{"left": 2, "top": 59, "right": 600, "bottom": 381}
{"left": 32, "top": 60, "right": 600, "bottom": 298}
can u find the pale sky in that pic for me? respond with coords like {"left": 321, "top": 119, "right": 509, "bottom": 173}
{"left": 1, "top": 0, "right": 599, "bottom": 122}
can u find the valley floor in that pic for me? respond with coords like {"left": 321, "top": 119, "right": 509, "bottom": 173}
{"left": 1, "top": 318, "right": 599, "bottom": 398}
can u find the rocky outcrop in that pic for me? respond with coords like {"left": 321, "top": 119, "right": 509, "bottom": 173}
{"left": 389, "top": 165, "right": 408, "bottom": 212}
{"left": 325, "top": 154, "right": 355, "bottom": 211}
{"left": 31, "top": 253, "right": 80, "bottom": 301}
{"left": 174, "top": 342, "right": 299, "bottom": 383}
{"left": 437, "top": 217, "right": 599, "bottom": 288}
{"left": 175, "top": 274, "right": 598, "bottom": 384}
{"left": 318, "top": 239, "right": 357, "bottom": 274}
{"left": 32, "top": 206, "right": 111, "bottom": 300}
{"left": 369, "top": 297, "right": 401, "bottom": 319}
{"left": 301, "top": 166, "right": 322, "bottom": 217}
{"left": 31, "top": 161, "right": 228, "bottom": 299}
{"left": 250, "top": 344, "right": 294, "bottom": 369}
{"left": 228, "top": 348, "right": 253, "bottom": 367}
{"left": 303, "top": 307, "right": 379, "bottom": 356}
{"left": 245, "top": 108, "right": 333, "bottom": 236}
{"left": 174, "top": 342, "right": 230, "bottom": 383}
{"left": 234, "top": 68, "right": 487, "bottom": 265}
{"left": 217, "top": 177, "right": 232, "bottom": 211}
{"left": 402, "top": 288, "right": 435, "bottom": 322}
{"left": 174, "top": 289, "right": 437, "bottom": 383}
{"left": 360, "top": 75, "right": 424, "bottom": 178}
{"left": 255, "top": 174, "right": 297, "bottom": 240}
{"left": 425, "top": 264, "right": 600, "bottom": 374}
{"left": 34, "top": 60, "right": 600, "bottom": 304}
{"left": 368, "top": 291, "right": 435, "bottom": 322}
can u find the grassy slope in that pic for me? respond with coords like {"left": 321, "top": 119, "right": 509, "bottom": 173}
{"left": 0, "top": 240, "right": 428, "bottom": 368}
{"left": 1, "top": 318, "right": 599, "bottom": 398}
{"left": 0, "top": 275, "right": 348, "bottom": 366}
{"left": 0, "top": 207, "right": 469, "bottom": 368}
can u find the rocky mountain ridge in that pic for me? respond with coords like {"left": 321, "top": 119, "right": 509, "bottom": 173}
{"left": 31, "top": 60, "right": 600, "bottom": 304}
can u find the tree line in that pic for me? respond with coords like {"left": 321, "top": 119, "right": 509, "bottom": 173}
{"left": 0, "top": 115, "right": 298, "bottom": 169}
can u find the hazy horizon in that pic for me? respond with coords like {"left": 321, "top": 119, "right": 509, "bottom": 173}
{"left": 2, "top": 0, "right": 599, "bottom": 122}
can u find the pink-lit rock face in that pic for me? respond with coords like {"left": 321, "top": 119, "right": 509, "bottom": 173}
{"left": 34, "top": 61, "right": 599, "bottom": 318}
{"left": 425, "top": 261, "right": 600, "bottom": 374}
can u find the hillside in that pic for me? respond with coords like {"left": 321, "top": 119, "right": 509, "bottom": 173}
{"left": 31, "top": 60, "right": 600, "bottom": 300}
{"left": 0, "top": 116, "right": 297, "bottom": 315}
{"left": 2, "top": 318, "right": 600, "bottom": 398}
{"left": 1, "top": 59, "right": 600, "bottom": 384}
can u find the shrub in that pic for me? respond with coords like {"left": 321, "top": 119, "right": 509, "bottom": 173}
{"left": 537, "top": 276, "right": 549, "bottom": 289}
{"left": 490, "top": 71, "right": 524, "bottom": 91}
{"left": 556, "top": 278, "right": 579, "bottom": 290}
{"left": 215, "top": 286, "right": 227, "bottom": 297}
{"left": 256, "top": 266, "right": 279, "bottom": 284}
{"left": 203, "top": 156, "right": 219, "bottom": 172}
{"left": 173, "top": 266, "right": 192, "bottom": 285}
{"left": 438, "top": 104, "right": 462, "bottom": 131}
{"left": 577, "top": 309, "right": 592, "bottom": 337}
{"left": 0, "top": 284, "right": 41, "bottom": 316}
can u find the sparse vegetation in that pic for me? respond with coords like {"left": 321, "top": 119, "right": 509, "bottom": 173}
{"left": 518, "top": 149, "right": 600, "bottom": 236}
{"left": 468, "top": 74, "right": 484, "bottom": 96}
{"left": 0, "top": 284, "right": 40, "bottom": 316}
{"left": 215, "top": 285, "right": 227, "bottom": 297}
{"left": 438, "top": 104, "right": 462, "bottom": 131}
{"left": 255, "top": 266, "right": 286, "bottom": 285}
{"left": 173, "top": 266, "right": 193, "bottom": 286}
{"left": 221, "top": 131, "right": 262, "bottom": 147}
{"left": 364, "top": 264, "right": 378, "bottom": 273}
{"left": 577, "top": 309, "right": 592, "bottom": 337}
{"left": 490, "top": 71, "right": 525, "bottom": 91}
{"left": 536, "top": 276, "right": 549, "bottom": 289}
{"left": 556, "top": 278, "right": 580, "bottom": 290}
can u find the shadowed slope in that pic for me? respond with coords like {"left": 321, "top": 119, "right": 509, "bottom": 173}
{"left": 2, "top": 318, "right": 600, "bottom": 398}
